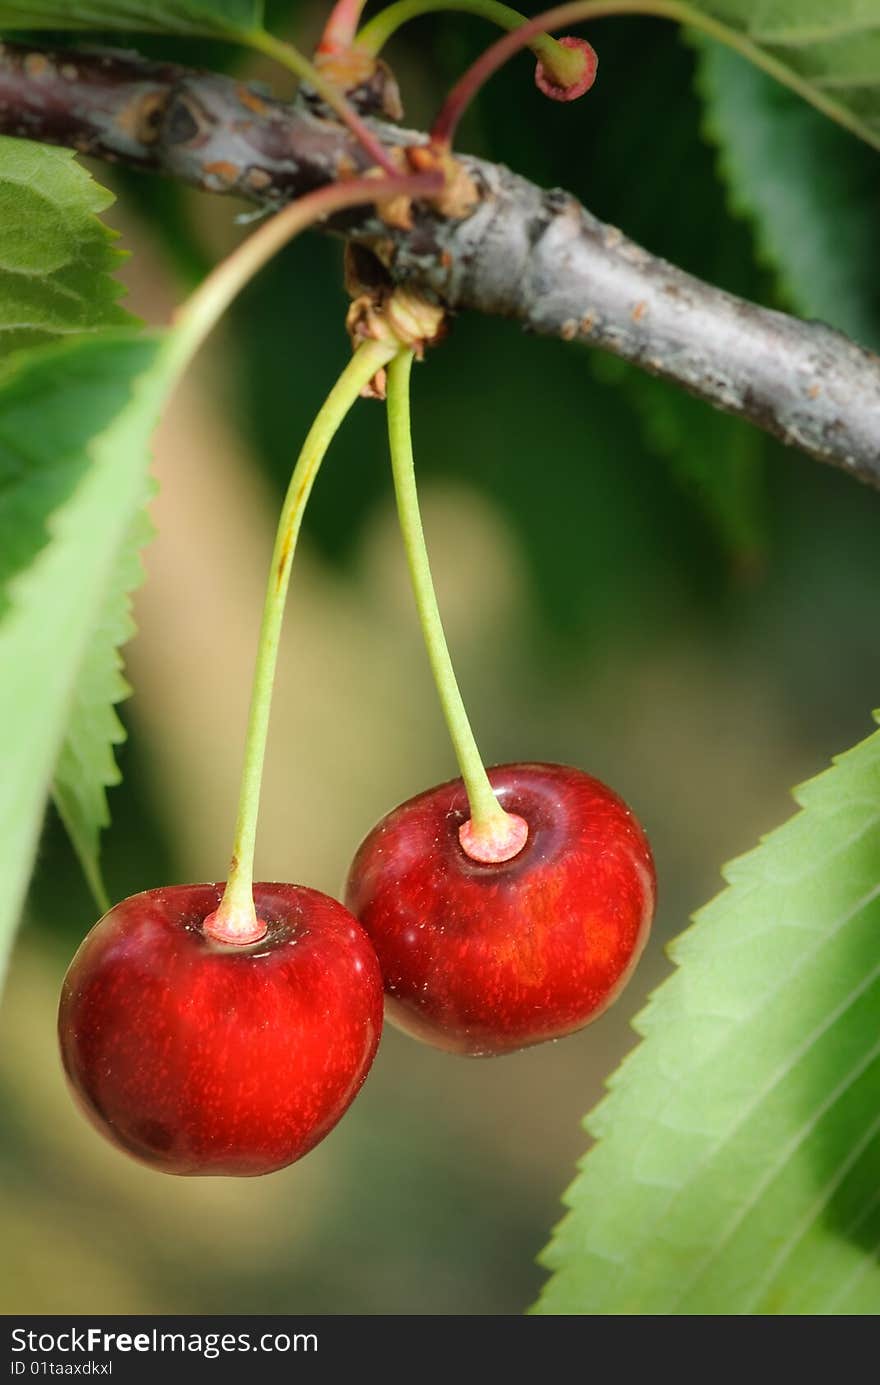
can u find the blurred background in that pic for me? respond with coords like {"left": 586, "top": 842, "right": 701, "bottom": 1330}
{"left": 3, "top": 4, "right": 880, "bottom": 1315}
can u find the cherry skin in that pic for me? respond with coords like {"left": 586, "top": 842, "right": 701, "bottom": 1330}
{"left": 345, "top": 763, "right": 655, "bottom": 1056}
{"left": 58, "top": 882, "right": 383, "bottom": 1176}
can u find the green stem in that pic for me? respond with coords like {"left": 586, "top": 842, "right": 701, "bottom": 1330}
{"left": 356, "top": 0, "right": 584, "bottom": 86}
{"left": 428, "top": 0, "right": 868, "bottom": 147}
{"left": 206, "top": 340, "right": 396, "bottom": 945}
{"left": 156, "top": 174, "right": 439, "bottom": 944}
{"left": 164, "top": 172, "right": 440, "bottom": 382}
{"left": 386, "top": 352, "right": 525, "bottom": 859}
{"left": 245, "top": 28, "right": 400, "bottom": 176}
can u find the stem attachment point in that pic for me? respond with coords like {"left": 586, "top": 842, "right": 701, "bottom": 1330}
{"left": 203, "top": 902, "right": 268, "bottom": 947}
{"left": 459, "top": 809, "right": 529, "bottom": 864}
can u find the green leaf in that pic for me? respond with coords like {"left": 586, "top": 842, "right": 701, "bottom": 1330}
{"left": 559, "top": 27, "right": 773, "bottom": 568}
{"left": 0, "top": 139, "right": 154, "bottom": 916}
{"left": 534, "top": 716, "right": 880, "bottom": 1314}
{"left": 593, "top": 356, "right": 766, "bottom": 568}
{"left": 695, "top": 40, "right": 880, "bottom": 351}
{"left": 0, "top": 0, "right": 262, "bottom": 36}
{"left": 721, "top": 1, "right": 879, "bottom": 43}
{"left": 51, "top": 503, "right": 154, "bottom": 914}
{"left": 0, "top": 333, "right": 149, "bottom": 613}
{"left": 680, "top": 3, "right": 880, "bottom": 151}
{"left": 0, "top": 331, "right": 170, "bottom": 983}
{"left": 0, "top": 136, "right": 133, "bottom": 359}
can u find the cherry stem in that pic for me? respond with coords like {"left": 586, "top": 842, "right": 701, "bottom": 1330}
{"left": 355, "top": 0, "right": 584, "bottom": 88}
{"left": 205, "top": 338, "right": 397, "bottom": 946}
{"left": 245, "top": 28, "right": 400, "bottom": 176}
{"left": 160, "top": 173, "right": 440, "bottom": 947}
{"left": 429, "top": 0, "right": 831, "bottom": 147}
{"left": 166, "top": 171, "right": 441, "bottom": 380}
{"left": 385, "top": 351, "right": 526, "bottom": 860}
{"left": 319, "top": 0, "right": 371, "bottom": 52}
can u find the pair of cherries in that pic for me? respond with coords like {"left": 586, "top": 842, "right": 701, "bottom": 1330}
{"left": 58, "top": 762, "right": 654, "bottom": 1177}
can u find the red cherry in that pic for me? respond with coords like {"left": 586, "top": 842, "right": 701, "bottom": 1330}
{"left": 58, "top": 882, "right": 383, "bottom": 1176}
{"left": 345, "top": 763, "right": 655, "bottom": 1056}
{"left": 534, "top": 36, "right": 598, "bottom": 102}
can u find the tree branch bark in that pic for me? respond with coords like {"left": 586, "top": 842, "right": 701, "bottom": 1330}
{"left": 1, "top": 38, "right": 879, "bottom": 488}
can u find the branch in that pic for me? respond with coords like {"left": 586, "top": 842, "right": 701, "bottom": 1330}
{"left": 1, "top": 39, "right": 878, "bottom": 487}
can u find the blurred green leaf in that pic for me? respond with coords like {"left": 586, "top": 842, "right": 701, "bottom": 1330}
{"left": 695, "top": 39, "right": 880, "bottom": 350}
{"left": 0, "top": 332, "right": 152, "bottom": 614}
{"left": 0, "top": 142, "right": 139, "bottom": 606}
{"left": 0, "top": 0, "right": 262, "bottom": 36}
{"left": 706, "top": 0, "right": 878, "bottom": 38}
{"left": 0, "top": 140, "right": 155, "bottom": 920}
{"left": 409, "top": 321, "right": 704, "bottom": 643}
{"left": 593, "top": 356, "right": 766, "bottom": 570}
{"left": 51, "top": 504, "right": 154, "bottom": 914}
{"left": 0, "top": 331, "right": 166, "bottom": 983}
{"left": 535, "top": 715, "right": 880, "bottom": 1315}
{"left": 548, "top": 26, "right": 773, "bottom": 570}
{"left": 685, "top": 1, "right": 880, "bottom": 150}
{"left": 0, "top": 137, "right": 132, "bottom": 359}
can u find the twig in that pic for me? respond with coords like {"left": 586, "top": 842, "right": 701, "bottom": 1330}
{"left": 0, "top": 40, "right": 878, "bottom": 487}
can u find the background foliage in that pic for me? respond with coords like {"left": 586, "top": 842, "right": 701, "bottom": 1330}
{"left": 0, "top": 1, "right": 879, "bottom": 1315}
